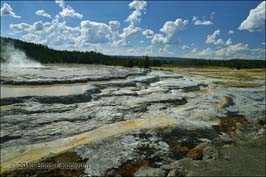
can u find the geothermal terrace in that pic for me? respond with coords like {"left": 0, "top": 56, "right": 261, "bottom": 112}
{"left": 0, "top": 65, "right": 265, "bottom": 176}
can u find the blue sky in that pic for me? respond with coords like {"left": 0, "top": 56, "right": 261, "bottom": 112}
{"left": 1, "top": 0, "right": 265, "bottom": 60}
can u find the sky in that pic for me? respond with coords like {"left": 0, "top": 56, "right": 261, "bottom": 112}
{"left": 0, "top": 0, "right": 265, "bottom": 60}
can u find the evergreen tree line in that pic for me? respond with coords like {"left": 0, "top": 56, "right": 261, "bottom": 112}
{"left": 1, "top": 37, "right": 265, "bottom": 69}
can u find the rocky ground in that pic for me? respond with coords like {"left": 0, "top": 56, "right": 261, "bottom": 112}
{"left": 0, "top": 65, "right": 265, "bottom": 177}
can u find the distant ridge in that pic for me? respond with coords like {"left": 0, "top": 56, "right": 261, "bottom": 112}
{"left": 1, "top": 37, "right": 265, "bottom": 69}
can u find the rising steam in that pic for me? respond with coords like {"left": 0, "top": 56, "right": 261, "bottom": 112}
{"left": 1, "top": 43, "right": 43, "bottom": 68}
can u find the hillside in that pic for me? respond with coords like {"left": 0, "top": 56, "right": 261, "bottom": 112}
{"left": 1, "top": 37, "right": 265, "bottom": 68}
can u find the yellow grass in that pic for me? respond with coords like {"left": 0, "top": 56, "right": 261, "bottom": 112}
{"left": 153, "top": 67, "right": 265, "bottom": 80}
{"left": 213, "top": 81, "right": 265, "bottom": 88}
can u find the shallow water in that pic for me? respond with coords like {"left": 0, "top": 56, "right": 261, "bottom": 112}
{"left": 0, "top": 64, "right": 144, "bottom": 98}
{"left": 0, "top": 83, "right": 90, "bottom": 98}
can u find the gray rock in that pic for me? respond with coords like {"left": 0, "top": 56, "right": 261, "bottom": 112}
{"left": 203, "top": 145, "right": 219, "bottom": 162}
{"left": 130, "top": 75, "right": 160, "bottom": 84}
{"left": 134, "top": 167, "right": 166, "bottom": 177}
{"left": 167, "top": 169, "right": 178, "bottom": 177}
{"left": 74, "top": 131, "right": 170, "bottom": 177}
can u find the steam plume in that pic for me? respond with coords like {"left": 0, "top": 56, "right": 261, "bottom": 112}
{"left": 1, "top": 43, "right": 43, "bottom": 68}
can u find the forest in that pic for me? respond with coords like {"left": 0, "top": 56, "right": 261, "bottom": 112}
{"left": 1, "top": 37, "right": 265, "bottom": 69}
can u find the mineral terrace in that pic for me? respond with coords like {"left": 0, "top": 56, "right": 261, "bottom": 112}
{"left": 0, "top": 65, "right": 265, "bottom": 176}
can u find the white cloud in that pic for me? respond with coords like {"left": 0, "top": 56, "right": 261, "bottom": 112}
{"left": 214, "top": 39, "right": 224, "bottom": 45}
{"left": 44, "top": 18, "right": 81, "bottom": 47}
{"left": 55, "top": 0, "right": 65, "bottom": 8}
{"left": 116, "top": 25, "right": 141, "bottom": 46}
{"left": 109, "top": 21, "right": 121, "bottom": 39}
{"left": 152, "top": 18, "right": 189, "bottom": 44}
{"left": 109, "top": 21, "right": 120, "bottom": 33}
{"left": 10, "top": 19, "right": 80, "bottom": 47}
{"left": 0, "top": 3, "right": 21, "bottom": 18}
{"left": 59, "top": 5, "right": 83, "bottom": 19}
{"left": 126, "top": 0, "right": 147, "bottom": 26}
{"left": 151, "top": 33, "right": 168, "bottom": 44}
{"left": 192, "top": 16, "right": 198, "bottom": 21}
{"left": 10, "top": 21, "right": 50, "bottom": 33}
{"left": 159, "top": 44, "right": 173, "bottom": 55}
{"left": 206, "top": 30, "right": 220, "bottom": 44}
{"left": 194, "top": 19, "right": 213, "bottom": 26}
{"left": 225, "top": 38, "right": 232, "bottom": 45}
{"left": 36, "top": 10, "right": 51, "bottom": 18}
{"left": 210, "top": 12, "right": 215, "bottom": 19}
{"left": 142, "top": 29, "right": 154, "bottom": 38}
{"left": 228, "top": 30, "right": 234, "bottom": 34}
{"left": 55, "top": 0, "right": 83, "bottom": 19}
{"left": 33, "top": 21, "right": 50, "bottom": 31}
{"left": 239, "top": 1, "right": 265, "bottom": 32}
{"left": 10, "top": 23, "right": 31, "bottom": 33}
{"left": 205, "top": 30, "right": 226, "bottom": 45}
{"left": 77, "top": 20, "right": 111, "bottom": 44}
{"left": 119, "top": 25, "right": 140, "bottom": 39}
{"left": 191, "top": 48, "right": 198, "bottom": 53}
{"left": 192, "top": 14, "right": 213, "bottom": 26}
{"left": 182, "top": 45, "right": 190, "bottom": 50}
{"left": 21, "top": 33, "right": 41, "bottom": 43}
{"left": 226, "top": 43, "right": 248, "bottom": 53}
{"left": 129, "top": 0, "right": 147, "bottom": 12}
{"left": 116, "top": 0, "right": 146, "bottom": 46}
{"left": 198, "top": 47, "right": 213, "bottom": 57}
{"left": 185, "top": 42, "right": 265, "bottom": 60}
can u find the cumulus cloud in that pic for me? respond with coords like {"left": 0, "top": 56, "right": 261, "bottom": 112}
{"left": 214, "top": 39, "right": 224, "bottom": 45}
{"left": 126, "top": 0, "right": 147, "bottom": 26}
{"left": 10, "top": 23, "right": 31, "bottom": 33}
{"left": 55, "top": 0, "right": 83, "bottom": 19}
{"left": 194, "top": 20, "right": 213, "bottom": 26}
{"left": 239, "top": 1, "right": 265, "bottom": 32}
{"left": 59, "top": 6, "right": 83, "bottom": 19}
{"left": 228, "top": 30, "right": 234, "bottom": 34}
{"left": 109, "top": 21, "right": 120, "bottom": 33}
{"left": 152, "top": 18, "right": 189, "bottom": 44}
{"left": 159, "top": 44, "right": 173, "bottom": 55}
{"left": 185, "top": 42, "right": 265, "bottom": 60}
{"left": 116, "top": 24, "right": 141, "bottom": 46}
{"left": 10, "top": 21, "right": 50, "bottom": 33}
{"left": 210, "top": 12, "right": 215, "bottom": 19}
{"left": 182, "top": 45, "right": 190, "bottom": 50}
{"left": 21, "top": 33, "right": 41, "bottom": 43}
{"left": 206, "top": 30, "right": 220, "bottom": 44}
{"left": 225, "top": 38, "right": 232, "bottom": 45}
{"left": 205, "top": 30, "right": 227, "bottom": 45}
{"left": 0, "top": 3, "right": 21, "bottom": 18}
{"left": 192, "top": 14, "right": 213, "bottom": 26}
{"left": 55, "top": 0, "right": 65, "bottom": 8}
{"left": 77, "top": 20, "right": 111, "bottom": 44}
{"left": 36, "top": 10, "right": 51, "bottom": 18}
{"left": 151, "top": 33, "right": 168, "bottom": 44}
{"left": 226, "top": 43, "right": 249, "bottom": 52}
{"left": 191, "top": 48, "right": 198, "bottom": 53}
{"left": 142, "top": 29, "right": 154, "bottom": 38}
{"left": 109, "top": 21, "right": 121, "bottom": 39}
{"left": 116, "top": 0, "right": 146, "bottom": 46}
{"left": 32, "top": 21, "right": 50, "bottom": 31}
